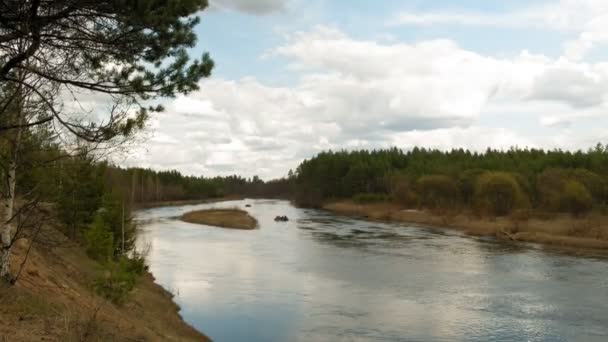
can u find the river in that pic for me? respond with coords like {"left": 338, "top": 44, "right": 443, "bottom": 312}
{"left": 136, "top": 199, "right": 608, "bottom": 342}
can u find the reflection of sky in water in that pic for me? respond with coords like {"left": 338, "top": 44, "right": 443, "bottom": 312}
{"left": 136, "top": 200, "right": 608, "bottom": 342}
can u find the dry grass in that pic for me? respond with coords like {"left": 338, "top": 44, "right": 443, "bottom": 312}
{"left": 181, "top": 208, "right": 258, "bottom": 230}
{"left": 324, "top": 200, "right": 608, "bottom": 251}
{"left": 0, "top": 219, "right": 209, "bottom": 341}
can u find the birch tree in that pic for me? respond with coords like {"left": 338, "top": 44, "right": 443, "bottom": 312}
{"left": 0, "top": 0, "right": 214, "bottom": 281}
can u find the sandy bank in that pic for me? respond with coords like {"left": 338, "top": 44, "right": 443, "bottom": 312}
{"left": 181, "top": 208, "right": 258, "bottom": 230}
{"left": 324, "top": 201, "right": 608, "bottom": 251}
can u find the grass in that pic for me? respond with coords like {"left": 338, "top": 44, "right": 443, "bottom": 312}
{"left": 181, "top": 208, "right": 258, "bottom": 230}
{"left": 324, "top": 200, "right": 608, "bottom": 251}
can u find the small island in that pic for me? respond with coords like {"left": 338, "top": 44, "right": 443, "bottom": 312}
{"left": 181, "top": 208, "right": 258, "bottom": 230}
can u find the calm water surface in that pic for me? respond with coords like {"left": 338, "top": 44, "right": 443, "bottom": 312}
{"left": 136, "top": 199, "right": 608, "bottom": 342}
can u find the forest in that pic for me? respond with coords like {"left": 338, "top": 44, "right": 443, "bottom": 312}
{"left": 293, "top": 145, "right": 608, "bottom": 217}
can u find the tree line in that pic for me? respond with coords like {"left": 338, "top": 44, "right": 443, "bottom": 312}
{"left": 0, "top": 0, "right": 213, "bottom": 306}
{"left": 293, "top": 145, "right": 608, "bottom": 217}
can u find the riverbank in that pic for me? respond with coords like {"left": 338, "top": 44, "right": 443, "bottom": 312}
{"left": 0, "top": 217, "right": 209, "bottom": 341}
{"left": 324, "top": 201, "right": 608, "bottom": 250}
{"left": 181, "top": 208, "right": 258, "bottom": 230}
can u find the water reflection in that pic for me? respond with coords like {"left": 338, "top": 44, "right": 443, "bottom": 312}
{"left": 136, "top": 199, "right": 608, "bottom": 342}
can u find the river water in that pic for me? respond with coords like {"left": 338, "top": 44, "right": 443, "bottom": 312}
{"left": 136, "top": 199, "right": 608, "bottom": 342}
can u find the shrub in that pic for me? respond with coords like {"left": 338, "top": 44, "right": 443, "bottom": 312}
{"left": 561, "top": 180, "right": 593, "bottom": 216}
{"left": 537, "top": 168, "right": 602, "bottom": 213}
{"left": 570, "top": 168, "right": 607, "bottom": 203}
{"left": 474, "top": 172, "right": 528, "bottom": 216}
{"left": 458, "top": 169, "right": 488, "bottom": 205}
{"left": 353, "top": 193, "right": 391, "bottom": 203}
{"left": 93, "top": 256, "right": 145, "bottom": 304}
{"left": 415, "top": 175, "right": 458, "bottom": 209}
{"left": 537, "top": 168, "right": 569, "bottom": 211}
{"left": 390, "top": 175, "right": 419, "bottom": 207}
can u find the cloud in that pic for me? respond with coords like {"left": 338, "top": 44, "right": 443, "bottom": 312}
{"left": 392, "top": 12, "right": 528, "bottom": 28}
{"left": 529, "top": 64, "right": 608, "bottom": 108}
{"left": 122, "top": 26, "right": 608, "bottom": 179}
{"left": 393, "top": 0, "right": 608, "bottom": 60}
{"left": 209, "top": 0, "right": 288, "bottom": 14}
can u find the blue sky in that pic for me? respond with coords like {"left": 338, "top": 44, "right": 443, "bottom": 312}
{"left": 124, "top": 0, "right": 608, "bottom": 179}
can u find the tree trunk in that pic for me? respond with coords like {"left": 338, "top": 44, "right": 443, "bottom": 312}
{"left": 1, "top": 119, "right": 22, "bottom": 281}
{"left": 0, "top": 84, "right": 24, "bottom": 281}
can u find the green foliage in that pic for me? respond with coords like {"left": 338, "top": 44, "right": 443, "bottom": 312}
{"left": 474, "top": 172, "right": 528, "bottom": 216}
{"left": 1, "top": 0, "right": 215, "bottom": 141}
{"left": 570, "top": 168, "right": 608, "bottom": 203}
{"left": 106, "top": 166, "right": 293, "bottom": 203}
{"left": 537, "top": 168, "right": 568, "bottom": 211}
{"left": 353, "top": 193, "right": 391, "bottom": 203}
{"left": 83, "top": 192, "right": 137, "bottom": 259}
{"left": 84, "top": 190, "right": 139, "bottom": 262}
{"left": 56, "top": 155, "right": 106, "bottom": 239}
{"left": 93, "top": 257, "right": 144, "bottom": 305}
{"left": 537, "top": 168, "right": 604, "bottom": 212}
{"left": 99, "top": 192, "right": 137, "bottom": 257}
{"left": 294, "top": 145, "right": 608, "bottom": 214}
{"left": 458, "top": 169, "right": 488, "bottom": 205}
{"left": 415, "top": 175, "right": 458, "bottom": 209}
{"left": 561, "top": 180, "right": 593, "bottom": 216}
{"left": 85, "top": 214, "right": 114, "bottom": 262}
{"left": 294, "top": 185, "right": 324, "bottom": 208}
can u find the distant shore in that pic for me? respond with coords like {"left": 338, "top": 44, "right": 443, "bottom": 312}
{"left": 181, "top": 208, "right": 258, "bottom": 230}
{"left": 324, "top": 201, "right": 608, "bottom": 251}
{"left": 135, "top": 196, "right": 243, "bottom": 209}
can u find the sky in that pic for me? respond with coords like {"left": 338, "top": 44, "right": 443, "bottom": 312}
{"left": 121, "top": 0, "right": 608, "bottom": 180}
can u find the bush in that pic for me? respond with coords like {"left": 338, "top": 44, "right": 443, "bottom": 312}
{"left": 458, "top": 169, "right": 488, "bottom": 205}
{"left": 415, "top": 175, "right": 458, "bottom": 209}
{"left": 390, "top": 175, "right": 419, "bottom": 207}
{"left": 561, "top": 180, "right": 593, "bottom": 216}
{"left": 570, "top": 168, "right": 607, "bottom": 203}
{"left": 93, "top": 256, "right": 145, "bottom": 304}
{"left": 474, "top": 172, "right": 528, "bottom": 216}
{"left": 353, "top": 193, "right": 391, "bottom": 203}
{"left": 537, "top": 168, "right": 569, "bottom": 211}
{"left": 537, "top": 168, "right": 601, "bottom": 214}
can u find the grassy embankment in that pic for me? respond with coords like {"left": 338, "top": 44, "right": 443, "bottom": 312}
{"left": 181, "top": 208, "right": 257, "bottom": 230}
{"left": 324, "top": 201, "right": 608, "bottom": 250}
{"left": 0, "top": 212, "right": 208, "bottom": 341}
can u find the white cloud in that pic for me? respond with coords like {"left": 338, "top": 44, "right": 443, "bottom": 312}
{"left": 393, "top": 0, "right": 608, "bottom": 60}
{"left": 123, "top": 26, "right": 608, "bottom": 179}
{"left": 529, "top": 63, "right": 608, "bottom": 108}
{"left": 209, "top": 0, "right": 288, "bottom": 14}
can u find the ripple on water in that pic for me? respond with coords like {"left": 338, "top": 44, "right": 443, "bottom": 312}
{"left": 137, "top": 199, "right": 608, "bottom": 342}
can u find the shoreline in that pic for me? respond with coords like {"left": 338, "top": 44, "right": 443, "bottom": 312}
{"left": 323, "top": 201, "right": 608, "bottom": 252}
{"left": 2, "top": 223, "right": 209, "bottom": 341}
{"left": 135, "top": 195, "right": 243, "bottom": 209}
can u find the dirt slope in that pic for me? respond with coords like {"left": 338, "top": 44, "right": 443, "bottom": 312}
{"left": 0, "top": 220, "right": 209, "bottom": 341}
